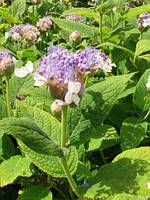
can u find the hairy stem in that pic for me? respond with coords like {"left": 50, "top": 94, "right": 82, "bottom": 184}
{"left": 61, "top": 106, "right": 68, "bottom": 148}
{"left": 6, "top": 77, "right": 12, "bottom": 117}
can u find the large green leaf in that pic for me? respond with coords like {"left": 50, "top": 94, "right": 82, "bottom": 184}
{"left": 0, "top": 155, "right": 32, "bottom": 187}
{"left": 86, "top": 125, "right": 120, "bottom": 152}
{"left": 63, "top": 8, "right": 99, "bottom": 18}
{"left": 107, "top": 194, "right": 143, "bottom": 200}
{"left": 17, "top": 185, "right": 52, "bottom": 200}
{"left": 69, "top": 73, "right": 135, "bottom": 146}
{"left": 81, "top": 147, "right": 150, "bottom": 199}
{"left": 15, "top": 102, "right": 78, "bottom": 177}
{"left": 133, "top": 68, "right": 150, "bottom": 111}
{"left": 20, "top": 88, "right": 54, "bottom": 112}
{"left": 10, "top": 74, "right": 34, "bottom": 104}
{"left": 51, "top": 17, "right": 98, "bottom": 38}
{"left": 0, "top": 117, "right": 63, "bottom": 157}
{"left": 0, "top": 135, "right": 16, "bottom": 159}
{"left": 9, "top": 0, "right": 26, "bottom": 19}
{"left": 121, "top": 4, "right": 150, "bottom": 20}
{"left": 120, "top": 117, "right": 148, "bottom": 151}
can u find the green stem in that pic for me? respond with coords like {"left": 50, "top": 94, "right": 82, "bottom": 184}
{"left": 100, "top": 150, "right": 106, "bottom": 164}
{"left": 140, "top": 31, "right": 143, "bottom": 40}
{"left": 59, "top": 157, "right": 80, "bottom": 197}
{"left": 60, "top": 106, "right": 81, "bottom": 198}
{"left": 6, "top": 77, "right": 12, "bottom": 117}
{"left": 99, "top": 12, "right": 103, "bottom": 43}
{"left": 84, "top": 75, "right": 89, "bottom": 88}
{"left": 61, "top": 106, "right": 68, "bottom": 148}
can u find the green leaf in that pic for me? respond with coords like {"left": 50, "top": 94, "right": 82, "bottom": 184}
{"left": 63, "top": 8, "right": 99, "bottom": 18}
{"left": 20, "top": 88, "right": 54, "bottom": 112}
{"left": 10, "top": 74, "right": 34, "bottom": 104}
{"left": 86, "top": 125, "right": 120, "bottom": 152}
{"left": 120, "top": 117, "right": 148, "bottom": 151}
{"left": 17, "top": 185, "right": 52, "bottom": 200}
{"left": 17, "top": 49, "right": 38, "bottom": 62}
{"left": 133, "top": 68, "right": 150, "bottom": 111}
{"left": 0, "top": 135, "right": 16, "bottom": 159}
{"left": 9, "top": 0, "right": 26, "bottom": 19}
{"left": 15, "top": 102, "right": 78, "bottom": 177}
{"left": 121, "top": 4, "right": 150, "bottom": 20}
{"left": 69, "top": 73, "right": 135, "bottom": 146}
{"left": 135, "top": 40, "right": 150, "bottom": 57}
{"left": 51, "top": 17, "right": 98, "bottom": 38}
{"left": 0, "top": 155, "right": 32, "bottom": 187}
{"left": 0, "top": 8, "right": 17, "bottom": 23}
{"left": 107, "top": 194, "right": 141, "bottom": 200}
{"left": 81, "top": 147, "right": 150, "bottom": 199}
{"left": 0, "top": 118, "right": 64, "bottom": 157}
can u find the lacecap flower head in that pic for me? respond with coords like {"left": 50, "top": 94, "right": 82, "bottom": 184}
{"left": 0, "top": 50, "right": 16, "bottom": 76}
{"left": 35, "top": 46, "right": 84, "bottom": 106}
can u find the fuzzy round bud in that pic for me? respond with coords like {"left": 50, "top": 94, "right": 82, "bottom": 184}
{"left": 50, "top": 100, "right": 66, "bottom": 113}
{"left": 37, "top": 17, "right": 52, "bottom": 32}
{"left": 0, "top": 57, "right": 15, "bottom": 75}
{"left": 69, "top": 31, "right": 81, "bottom": 43}
{"left": 137, "top": 13, "right": 150, "bottom": 30}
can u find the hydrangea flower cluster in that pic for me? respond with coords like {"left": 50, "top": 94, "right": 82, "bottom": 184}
{"left": 76, "top": 47, "right": 116, "bottom": 74}
{"left": 66, "top": 14, "right": 86, "bottom": 24}
{"left": 34, "top": 46, "right": 115, "bottom": 106}
{"left": 5, "top": 24, "right": 39, "bottom": 42}
{"left": 0, "top": 50, "right": 16, "bottom": 76}
{"left": 5, "top": 25, "right": 23, "bottom": 40}
{"left": 137, "top": 12, "right": 150, "bottom": 30}
{"left": 37, "top": 17, "right": 52, "bottom": 32}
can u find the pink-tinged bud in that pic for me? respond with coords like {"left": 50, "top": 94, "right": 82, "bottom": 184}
{"left": 0, "top": 56, "right": 15, "bottom": 76}
{"left": 50, "top": 100, "right": 66, "bottom": 113}
{"left": 125, "top": 2, "right": 130, "bottom": 11}
{"left": 69, "top": 31, "right": 81, "bottom": 43}
{"left": 0, "top": 0, "right": 4, "bottom": 6}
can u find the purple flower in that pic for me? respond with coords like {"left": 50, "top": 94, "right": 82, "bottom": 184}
{"left": 35, "top": 46, "right": 84, "bottom": 102}
{"left": 5, "top": 25, "right": 23, "bottom": 40}
{"left": 138, "top": 12, "right": 150, "bottom": 29}
{"left": 22, "top": 24, "right": 40, "bottom": 41}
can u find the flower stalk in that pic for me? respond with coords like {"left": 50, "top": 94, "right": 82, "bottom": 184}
{"left": 60, "top": 105, "right": 80, "bottom": 198}
{"left": 6, "top": 76, "right": 12, "bottom": 117}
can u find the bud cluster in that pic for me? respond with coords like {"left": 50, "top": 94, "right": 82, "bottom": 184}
{"left": 0, "top": 50, "right": 16, "bottom": 76}
{"left": 37, "top": 17, "right": 52, "bottom": 32}
{"left": 66, "top": 14, "right": 86, "bottom": 24}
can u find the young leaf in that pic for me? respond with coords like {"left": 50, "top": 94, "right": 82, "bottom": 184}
{"left": 0, "top": 118, "right": 64, "bottom": 157}
{"left": 0, "top": 155, "right": 32, "bottom": 187}
{"left": 17, "top": 185, "right": 52, "bottom": 200}
{"left": 86, "top": 125, "right": 120, "bottom": 152}
{"left": 81, "top": 147, "right": 150, "bottom": 199}
{"left": 9, "top": 0, "right": 26, "bottom": 19}
{"left": 135, "top": 40, "right": 150, "bottom": 58}
{"left": 0, "top": 8, "right": 17, "bottom": 23}
{"left": 120, "top": 117, "right": 148, "bottom": 151}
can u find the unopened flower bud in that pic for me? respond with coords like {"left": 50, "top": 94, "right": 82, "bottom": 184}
{"left": 50, "top": 100, "right": 66, "bottom": 113}
{"left": 137, "top": 13, "right": 150, "bottom": 31}
{"left": 0, "top": 56, "right": 15, "bottom": 75}
{"left": 133, "top": 0, "right": 143, "bottom": 6}
{"left": 69, "top": 31, "right": 81, "bottom": 43}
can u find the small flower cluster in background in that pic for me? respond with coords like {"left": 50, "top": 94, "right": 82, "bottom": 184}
{"left": 37, "top": 17, "right": 52, "bottom": 32}
{"left": 66, "top": 14, "right": 86, "bottom": 24}
{"left": 137, "top": 12, "right": 150, "bottom": 30}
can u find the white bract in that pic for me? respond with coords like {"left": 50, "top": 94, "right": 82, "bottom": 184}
{"left": 65, "top": 81, "right": 81, "bottom": 105}
{"left": 14, "top": 61, "right": 33, "bottom": 78}
{"left": 143, "top": 18, "right": 150, "bottom": 27}
{"left": 34, "top": 72, "right": 46, "bottom": 86}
